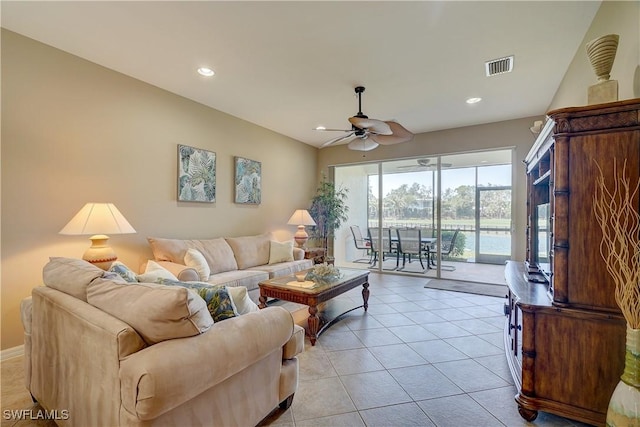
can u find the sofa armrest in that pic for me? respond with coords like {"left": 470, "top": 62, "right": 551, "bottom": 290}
{"left": 293, "top": 247, "right": 304, "bottom": 261}
{"left": 283, "top": 324, "right": 304, "bottom": 359}
{"left": 154, "top": 261, "right": 200, "bottom": 281}
{"left": 119, "top": 306, "right": 295, "bottom": 421}
{"left": 29, "top": 286, "right": 147, "bottom": 426}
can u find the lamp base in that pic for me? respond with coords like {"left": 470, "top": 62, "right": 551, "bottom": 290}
{"left": 294, "top": 226, "right": 309, "bottom": 249}
{"left": 83, "top": 234, "right": 117, "bottom": 270}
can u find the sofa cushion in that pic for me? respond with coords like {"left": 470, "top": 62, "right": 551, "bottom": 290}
{"left": 227, "top": 286, "right": 259, "bottom": 315}
{"left": 137, "top": 260, "right": 179, "bottom": 283}
{"left": 108, "top": 261, "right": 138, "bottom": 283}
{"left": 156, "top": 279, "right": 238, "bottom": 322}
{"left": 43, "top": 257, "right": 106, "bottom": 302}
{"left": 86, "top": 277, "right": 213, "bottom": 345}
{"left": 249, "top": 259, "right": 313, "bottom": 279}
{"left": 148, "top": 237, "right": 238, "bottom": 274}
{"left": 268, "top": 240, "right": 294, "bottom": 265}
{"left": 225, "top": 233, "right": 272, "bottom": 270}
{"left": 203, "top": 269, "right": 269, "bottom": 292}
{"left": 184, "top": 248, "right": 210, "bottom": 281}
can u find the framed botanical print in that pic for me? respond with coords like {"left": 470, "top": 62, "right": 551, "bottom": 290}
{"left": 234, "top": 157, "right": 261, "bottom": 204}
{"left": 177, "top": 144, "right": 216, "bottom": 203}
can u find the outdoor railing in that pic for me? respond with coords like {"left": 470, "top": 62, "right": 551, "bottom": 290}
{"left": 366, "top": 221, "right": 510, "bottom": 234}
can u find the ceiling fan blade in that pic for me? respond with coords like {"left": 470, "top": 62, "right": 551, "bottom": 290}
{"left": 313, "top": 128, "right": 353, "bottom": 132}
{"left": 348, "top": 117, "right": 392, "bottom": 135}
{"left": 320, "top": 132, "right": 356, "bottom": 148}
{"left": 347, "top": 137, "right": 379, "bottom": 152}
{"left": 370, "top": 121, "right": 414, "bottom": 145}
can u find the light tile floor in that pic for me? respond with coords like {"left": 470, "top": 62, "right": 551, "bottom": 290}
{"left": 1, "top": 272, "right": 592, "bottom": 427}
{"left": 259, "top": 272, "right": 591, "bottom": 427}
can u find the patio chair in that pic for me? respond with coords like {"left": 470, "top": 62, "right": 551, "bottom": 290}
{"left": 417, "top": 227, "right": 435, "bottom": 265}
{"left": 368, "top": 227, "right": 397, "bottom": 269}
{"left": 432, "top": 229, "right": 460, "bottom": 271}
{"left": 349, "top": 225, "right": 373, "bottom": 264}
{"left": 396, "top": 228, "right": 426, "bottom": 271}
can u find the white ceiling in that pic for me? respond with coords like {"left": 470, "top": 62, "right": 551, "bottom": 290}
{"left": 1, "top": 1, "right": 601, "bottom": 148}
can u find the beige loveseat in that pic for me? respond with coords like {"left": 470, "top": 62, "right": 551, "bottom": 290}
{"left": 21, "top": 257, "right": 304, "bottom": 427}
{"left": 147, "top": 232, "right": 314, "bottom": 302}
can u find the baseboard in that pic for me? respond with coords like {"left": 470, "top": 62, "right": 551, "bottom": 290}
{"left": 1, "top": 345, "right": 24, "bottom": 361}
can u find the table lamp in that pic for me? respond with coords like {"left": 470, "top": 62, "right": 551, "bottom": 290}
{"left": 59, "top": 203, "right": 136, "bottom": 270}
{"left": 287, "top": 209, "right": 316, "bottom": 248}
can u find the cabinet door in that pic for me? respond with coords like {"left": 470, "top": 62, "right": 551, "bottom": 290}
{"left": 566, "top": 133, "right": 639, "bottom": 311}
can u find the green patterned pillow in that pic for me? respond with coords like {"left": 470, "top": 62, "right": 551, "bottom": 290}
{"left": 155, "top": 279, "right": 238, "bottom": 322}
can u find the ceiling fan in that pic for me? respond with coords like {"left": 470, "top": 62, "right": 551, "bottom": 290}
{"left": 317, "top": 86, "right": 414, "bottom": 151}
{"left": 396, "top": 158, "right": 453, "bottom": 171}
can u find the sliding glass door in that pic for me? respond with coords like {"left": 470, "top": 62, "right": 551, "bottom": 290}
{"left": 332, "top": 149, "right": 512, "bottom": 285}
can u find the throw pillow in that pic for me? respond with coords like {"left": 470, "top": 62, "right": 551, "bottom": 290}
{"left": 108, "top": 261, "right": 138, "bottom": 283}
{"left": 137, "top": 260, "right": 178, "bottom": 283}
{"left": 43, "top": 257, "right": 105, "bottom": 302}
{"left": 226, "top": 286, "right": 259, "bottom": 315}
{"left": 156, "top": 279, "right": 238, "bottom": 322}
{"left": 86, "top": 277, "right": 213, "bottom": 345}
{"left": 184, "top": 248, "right": 211, "bottom": 281}
{"left": 268, "top": 240, "right": 294, "bottom": 265}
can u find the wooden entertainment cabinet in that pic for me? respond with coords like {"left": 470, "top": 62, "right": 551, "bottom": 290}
{"left": 505, "top": 99, "right": 639, "bottom": 425}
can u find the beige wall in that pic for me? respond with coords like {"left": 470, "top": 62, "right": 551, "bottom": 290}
{"left": 1, "top": 30, "right": 318, "bottom": 350}
{"left": 549, "top": 0, "right": 640, "bottom": 109}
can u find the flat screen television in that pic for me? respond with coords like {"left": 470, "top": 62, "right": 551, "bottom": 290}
{"left": 536, "top": 203, "right": 551, "bottom": 280}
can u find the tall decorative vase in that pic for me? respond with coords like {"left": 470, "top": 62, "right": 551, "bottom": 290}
{"left": 585, "top": 34, "right": 619, "bottom": 104}
{"left": 586, "top": 34, "right": 619, "bottom": 82}
{"left": 606, "top": 326, "right": 640, "bottom": 426}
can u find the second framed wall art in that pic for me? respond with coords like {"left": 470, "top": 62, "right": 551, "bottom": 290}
{"left": 234, "top": 156, "right": 261, "bottom": 204}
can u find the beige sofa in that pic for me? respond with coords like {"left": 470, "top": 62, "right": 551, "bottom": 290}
{"left": 148, "top": 232, "right": 314, "bottom": 302}
{"left": 21, "top": 257, "right": 304, "bottom": 427}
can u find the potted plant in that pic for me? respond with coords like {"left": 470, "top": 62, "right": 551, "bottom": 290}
{"left": 308, "top": 174, "right": 349, "bottom": 257}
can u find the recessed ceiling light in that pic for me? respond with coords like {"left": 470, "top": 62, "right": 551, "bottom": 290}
{"left": 466, "top": 97, "right": 482, "bottom": 104}
{"left": 197, "top": 67, "right": 215, "bottom": 77}
{"left": 315, "top": 126, "right": 326, "bottom": 130}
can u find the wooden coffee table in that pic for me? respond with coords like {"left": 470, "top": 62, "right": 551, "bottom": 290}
{"left": 258, "top": 268, "right": 369, "bottom": 345}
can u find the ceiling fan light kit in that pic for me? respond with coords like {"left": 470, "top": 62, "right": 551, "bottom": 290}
{"left": 347, "top": 138, "right": 379, "bottom": 152}
{"left": 317, "top": 86, "right": 414, "bottom": 151}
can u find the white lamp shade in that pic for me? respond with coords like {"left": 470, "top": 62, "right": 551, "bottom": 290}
{"left": 60, "top": 203, "right": 136, "bottom": 236}
{"left": 287, "top": 209, "right": 316, "bottom": 226}
{"left": 60, "top": 203, "right": 136, "bottom": 270}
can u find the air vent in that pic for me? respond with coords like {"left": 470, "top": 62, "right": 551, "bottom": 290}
{"left": 485, "top": 55, "right": 514, "bottom": 76}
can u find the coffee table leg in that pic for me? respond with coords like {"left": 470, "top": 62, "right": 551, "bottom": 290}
{"left": 258, "top": 294, "right": 268, "bottom": 309}
{"left": 308, "top": 305, "right": 319, "bottom": 346}
{"left": 362, "top": 281, "right": 370, "bottom": 311}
